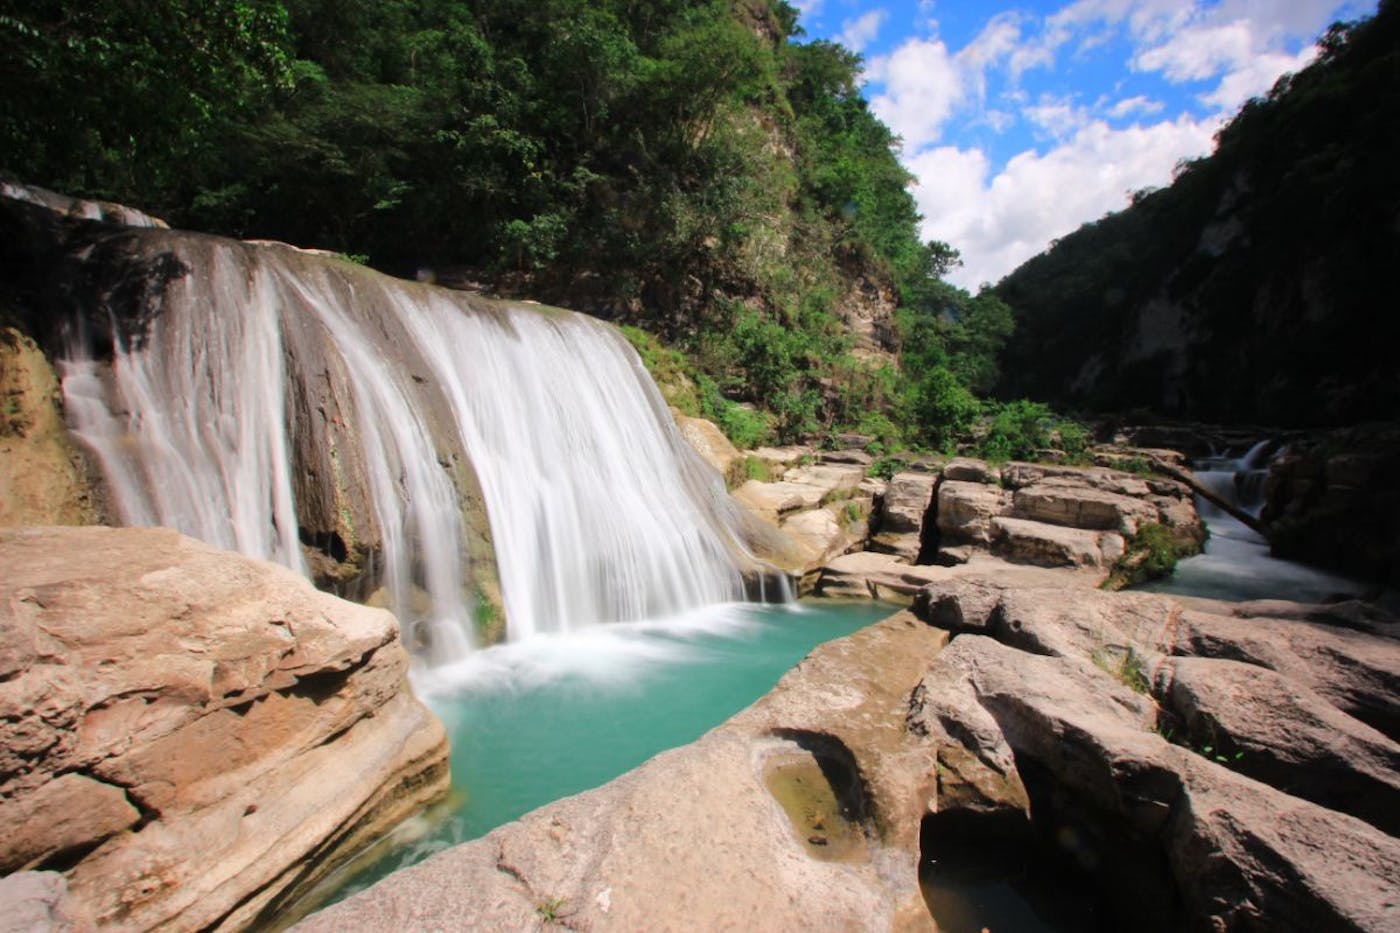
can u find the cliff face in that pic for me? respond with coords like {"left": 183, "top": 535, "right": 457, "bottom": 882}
{"left": 995, "top": 0, "right": 1400, "bottom": 427}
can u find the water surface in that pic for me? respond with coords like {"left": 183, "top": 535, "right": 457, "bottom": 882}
{"left": 322, "top": 599, "right": 894, "bottom": 903}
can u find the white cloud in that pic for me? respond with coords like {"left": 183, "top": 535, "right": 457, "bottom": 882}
{"left": 1024, "top": 94, "right": 1093, "bottom": 139}
{"left": 910, "top": 115, "right": 1220, "bottom": 289}
{"left": 854, "top": 0, "right": 1366, "bottom": 288}
{"left": 1133, "top": 20, "right": 1254, "bottom": 81}
{"left": 838, "top": 10, "right": 888, "bottom": 54}
{"left": 1199, "top": 44, "right": 1318, "bottom": 109}
{"left": 868, "top": 38, "right": 964, "bottom": 149}
{"left": 1106, "top": 94, "right": 1166, "bottom": 118}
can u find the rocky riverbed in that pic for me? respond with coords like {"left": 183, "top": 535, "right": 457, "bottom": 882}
{"left": 298, "top": 571, "right": 1399, "bottom": 931}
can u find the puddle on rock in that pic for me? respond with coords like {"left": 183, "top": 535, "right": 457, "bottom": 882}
{"left": 763, "top": 747, "right": 868, "bottom": 862}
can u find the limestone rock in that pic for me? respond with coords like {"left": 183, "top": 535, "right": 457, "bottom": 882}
{"left": 0, "top": 329, "right": 99, "bottom": 527}
{"left": 879, "top": 472, "right": 937, "bottom": 535}
{"left": 990, "top": 515, "right": 1124, "bottom": 568}
{"left": 909, "top": 605, "right": 1400, "bottom": 932}
{"left": 780, "top": 463, "right": 866, "bottom": 502}
{"left": 0, "top": 872, "right": 91, "bottom": 933}
{"left": 1001, "top": 461, "right": 1153, "bottom": 497}
{"left": 299, "top": 612, "right": 951, "bottom": 933}
{"left": 819, "top": 449, "right": 873, "bottom": 467}
{"left": 0, "top": 527, "right": 449, "bottom": 932}
{"left": 1012, "top": 481, "right": 1159, "bottom": 534}
{"left": 1162, "top": 657, "right": 1400, "bottom": 835}
{"left": 733, "top": 480, "right": 805, "bottom": 521}
{"left": 942, "top": 457, "right": 994, "bottom": 483}
{"left": 674, "top": 412, "right": 742, "bottom": 487}
{"left": 781, "top": 507, "right": 859, "bottom": 588}
{"left": 935, "top": 480, "right": 1009, "bottom": 546}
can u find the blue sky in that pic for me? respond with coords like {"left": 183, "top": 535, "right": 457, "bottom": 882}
{"left": 790, "top": 0, "right": 1377, "bottom": 288}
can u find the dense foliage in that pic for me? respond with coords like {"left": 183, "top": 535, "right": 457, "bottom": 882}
{"left": 1, "top": 0, "right": 1027, "bottom": 450}
{"left": 994, "top": 0, "right": 1400, "bottom": 427}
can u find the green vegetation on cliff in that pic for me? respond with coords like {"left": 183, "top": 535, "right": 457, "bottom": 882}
{"left": 1, "top": 0, "right": 1029, "bottom": 450}
{"left": 994, "top": 0, "right": 1400, "bottom": 427}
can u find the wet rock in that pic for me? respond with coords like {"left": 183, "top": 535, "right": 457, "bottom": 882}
{"left": 674, "top": 412, "right": 742, "bottom": 487}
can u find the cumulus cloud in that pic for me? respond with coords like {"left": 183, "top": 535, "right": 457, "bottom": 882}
{"left": 1105, "top": 95, "right": 1166, "bottom": 118}
{"left": 1200, "top": 44, "right": 1319, "bottom": 110}
{"left": 910, "top": 116, "right": 1220, "bottom": 289}
{"left": 1134, "top": 20, "right": 1256, "bottom": 81}
{"left": 838, "top": 9, "right": 888, "bottom": 53}
{"left": 1024, "top": 94, "right": 1093, "bottom": 139}
{"left": 868, "top": 38, "right": 964, "bottom": 148}
{"left": 853, "top": 0, "right": 1366, "bottom": 288}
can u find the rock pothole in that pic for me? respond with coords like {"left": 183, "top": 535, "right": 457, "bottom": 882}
{"left": 762, "top": 731, "right": 871, "bottom": 862}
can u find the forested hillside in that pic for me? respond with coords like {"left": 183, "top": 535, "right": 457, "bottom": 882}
{"left": 994, "top": 0, "right": 1400, "bottom": 427}
{"left": 1, "top": 0, "right": 1021, "bottom": 450}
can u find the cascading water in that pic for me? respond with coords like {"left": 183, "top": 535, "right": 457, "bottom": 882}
{"left": 57, "top": 231, "right": 762, "bottom": 661}
{"left": 1144, "top": 440, "right": 1367, "bottom": 603}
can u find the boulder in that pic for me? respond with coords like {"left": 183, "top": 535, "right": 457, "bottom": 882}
{"left": 990, "top": 515, "right": 1124, "bottom": 569}
{"left": 780, "top": 463, "right": 866, "bottom": 502}
{"left": 941, "top": 457, "right": 994, "bottom": 484}
{"left": 674, "top": 413, "right": 743, "bottom": 487}
{"left": 780, "top": 507, "right": 860, "bottom": 589}
{"left": 0, "top": 527, "right": 449, "bottom": 932}
{"left": 819, "top": 449, "right": 874, "bottom": 467}
{"left": 934, "top": 480, "right": 1009, "bottom": 546}
{"left": 733, "top": 480, "right": 806, "bottom": 522}
{"left": 1011, "top": 481, "right": 1160, "bottom": 535}
{"left": 1001, "top": 461, "right": 1154, "bottom": 496}
{"left": 879, "top": 472, "right": 937, "bottom": 534}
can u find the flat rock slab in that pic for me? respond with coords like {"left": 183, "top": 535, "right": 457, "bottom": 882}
{"left": 1012, "top": 481, "right": 1159, "bottom": 534}
{"left": 782, "top": 463, "right": 866, "bottom": 500}
{"left": 991, "top": 515, "right": 1124, "bottom": 570}
{"left": 0, "top": 526, "right": 449, "bottom": 932}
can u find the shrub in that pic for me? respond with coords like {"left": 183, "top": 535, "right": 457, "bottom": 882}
{"left": 1103, "top": 521, "right": 1199, "bottom": 589}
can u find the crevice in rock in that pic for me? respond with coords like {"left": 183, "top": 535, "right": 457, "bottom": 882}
{"left": 915, "top": 476, "right": 942, "bottom": 565}
{"left": 920, "top": 755, "right": 1177, "bottom": 933}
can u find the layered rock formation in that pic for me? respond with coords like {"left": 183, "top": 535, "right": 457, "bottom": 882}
{"left": 0, "top": 527, "right": 449, "bottom": 931}
{"left": 807, "top": 455, "right": 1204, "bottom": 600}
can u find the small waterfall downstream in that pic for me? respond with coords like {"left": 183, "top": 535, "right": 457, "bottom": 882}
{"left": 1144, "top": 440, "right": 1368, "bottom": 603}
{"left": 56, "top": 231, "right": 759, "bottom": 661}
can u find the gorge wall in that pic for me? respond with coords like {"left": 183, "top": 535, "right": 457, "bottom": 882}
{"left": 994, "top": 0, "right": 1400, "bottom": 427}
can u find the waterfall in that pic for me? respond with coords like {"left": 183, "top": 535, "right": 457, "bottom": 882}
{"left": 58, "top": 233, "right": 758, "bottom": 661}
